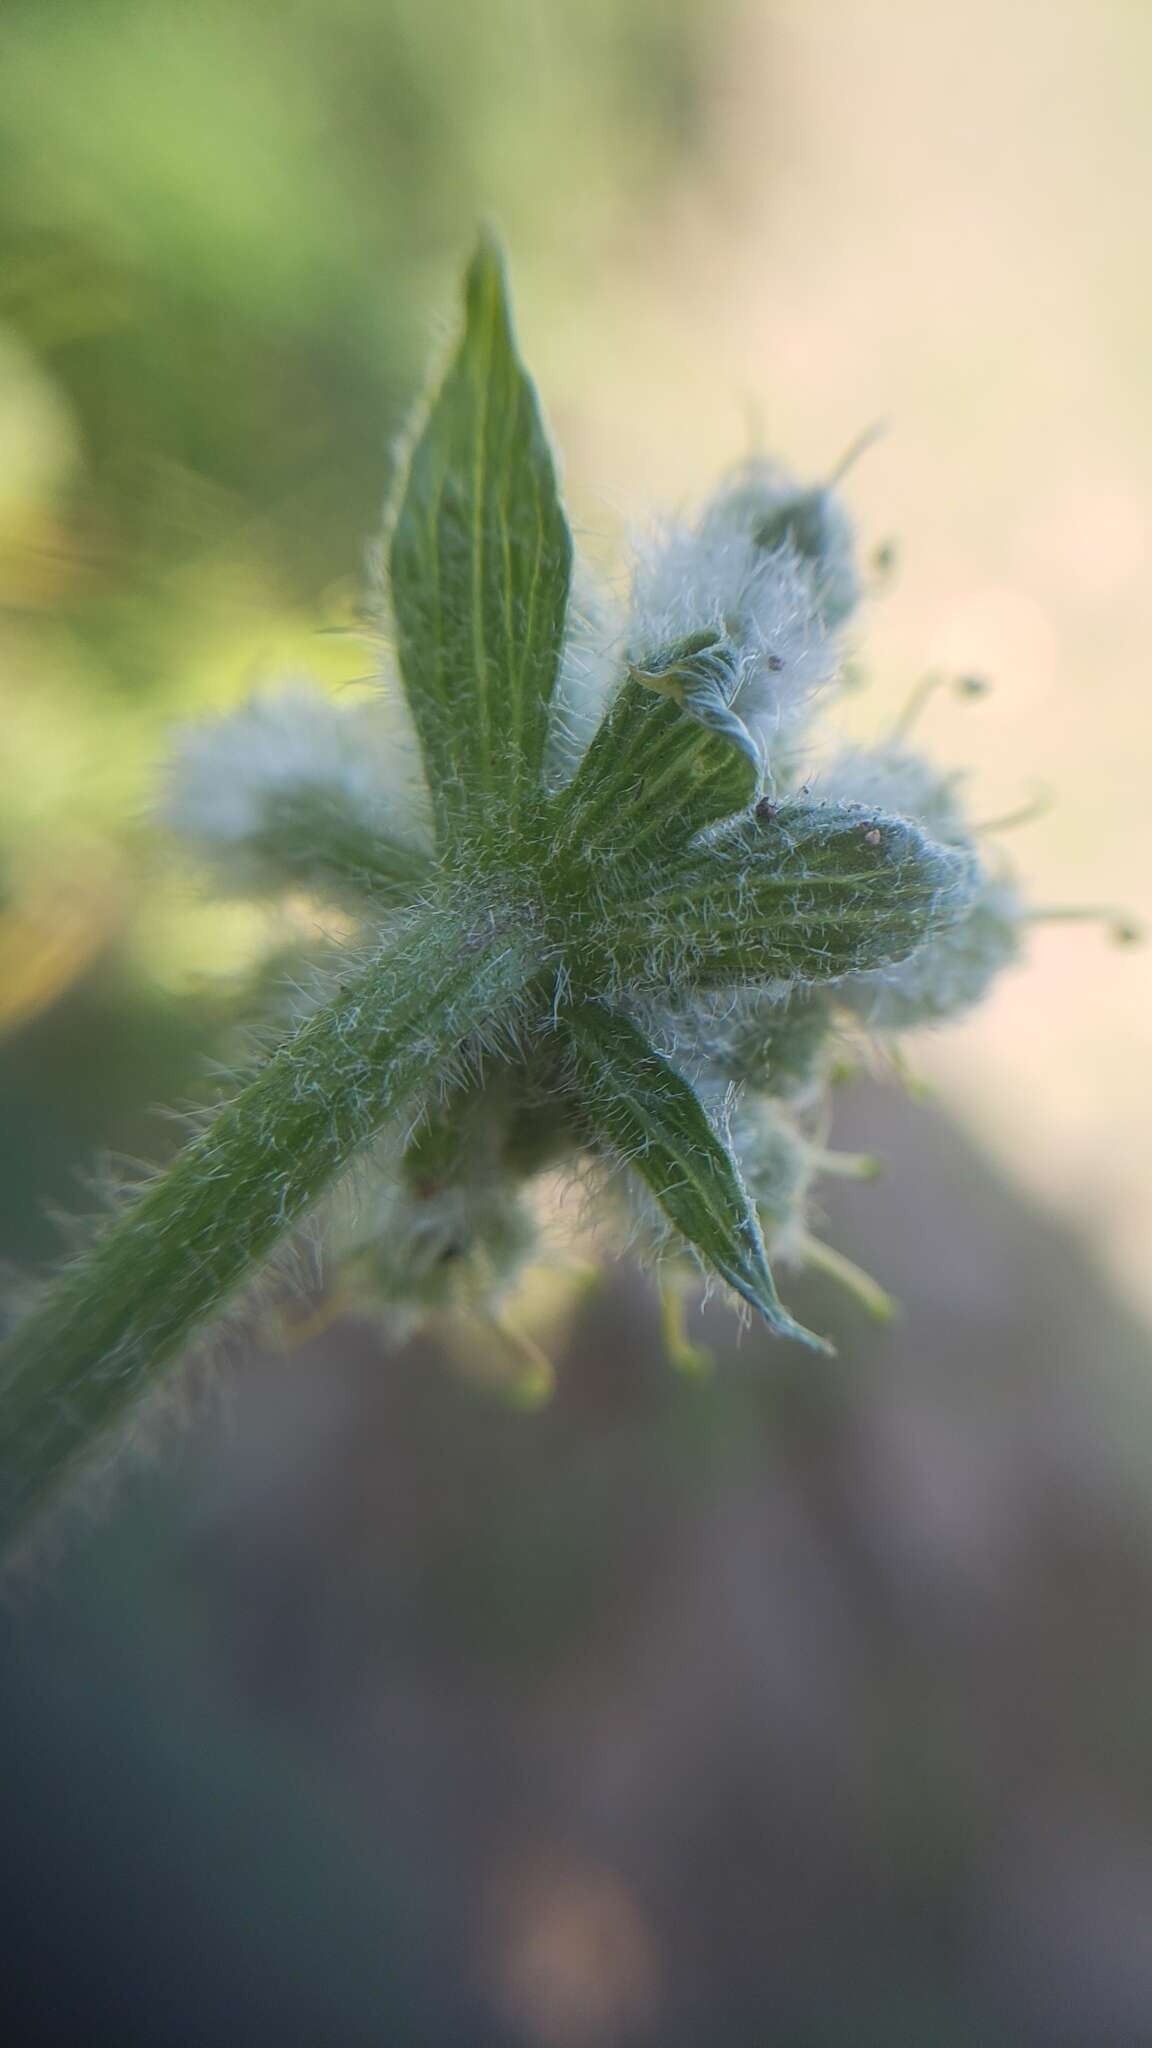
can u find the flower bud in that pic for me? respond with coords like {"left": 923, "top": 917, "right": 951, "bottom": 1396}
{"left": 702, "top": 459, "right": 861, "bottom": 629}
{"left": 336, "top": 1173, "right": 538, "bottom": 1319}
{"left": 625, "top": 493, "right": 840, "bottom": 764}
{"left": 159, "top": 680, "right": 428, "bottom": 900}
{"left": 814, "top": 744, "right": 970, "bottom": 844}
{"left": 837, "top": 875, "right": 1022, "bottom": 1027}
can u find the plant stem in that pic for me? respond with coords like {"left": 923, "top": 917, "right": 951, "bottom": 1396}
{"left": 0, "top": 904, "right": 541, "bottom": 1549}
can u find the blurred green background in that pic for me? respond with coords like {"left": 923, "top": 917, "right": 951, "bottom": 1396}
{"left": 2, "top": 3, "right": 1152, "bottom": 2043}
{"left": 0, "top": 0, "right": 742, "bottom": 1263}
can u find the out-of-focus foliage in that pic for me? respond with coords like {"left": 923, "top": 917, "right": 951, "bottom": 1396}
{"left": 0, "top": 0, "right": 731, "bottom": 1258}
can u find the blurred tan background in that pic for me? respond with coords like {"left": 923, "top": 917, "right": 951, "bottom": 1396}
{"left": 544, "top": 0, "right": 1152, "bottom": 1320}
{"left": 2, "top": 5, "right": 1152, "bottom": 2045}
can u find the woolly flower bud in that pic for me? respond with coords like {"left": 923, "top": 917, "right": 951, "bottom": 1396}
{"left": 159, "top": 680, "right": 426, "bottom": 893}
{"left": 705, "top": 986, "right": 836, "bottom": 1103}
{"left": 810, "top": 742, "right": 1022, "bottom": 1027}
{"left": 316, "top": 1070, "right": 550, "bottom": 1327}
{"left": 814, "top": 744, "right": 969, "bottom": 844}
{"left": 838, "top": 874, "right": 1022, "bottom": 1028}
{"left": 701, "top": 458, "right": 861, "bottom": 630}
{"left": 330, "top": 1167, "right": 538, "bottom": 1323}
{"left": 625, "top": 508, "right": 840, "bottom": 761}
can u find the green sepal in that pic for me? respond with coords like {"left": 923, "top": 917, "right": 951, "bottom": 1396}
{"left": 629, "top": 629, "right": 761, "bottom": 774}
{"left": 593, "top": 800, "right": 978, "bottom": 989}
{"left": 547, "top": 629, "right": 760, "bottom": 871}
{"left": 561, "top": 997, "right": 828, "bottom": 1350}
{"left": 388, "top": 232, "right": 572, "bottom": 843}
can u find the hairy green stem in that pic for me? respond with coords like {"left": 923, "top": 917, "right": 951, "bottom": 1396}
{"left": 0, "top": 904, "right": 541, "bottom": 1548}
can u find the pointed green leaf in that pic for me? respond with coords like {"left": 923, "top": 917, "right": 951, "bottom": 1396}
{"left": 563, "top": 998, "right": 828, "bottom": 1349}
{"left": 388, "top": 234, "right": 573, "bottom": 842}
{"left": 0, "top": 907, "right": 544, "bottom": 1543}
{"left": 548, "top": 629, "right": 760, "bottom": 870}
{"left": 591, "top": 800, "right": 978, "bottom": 989}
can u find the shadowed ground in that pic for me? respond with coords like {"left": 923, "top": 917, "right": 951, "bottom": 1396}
{"left": 2, "top": 1081, "right": 1151, "bottom": 2046}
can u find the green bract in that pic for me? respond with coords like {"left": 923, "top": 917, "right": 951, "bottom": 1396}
{"left": 389, "top": 237, "right": 573, "bottom": 843}
{"left": 1, "top": 236, "right": 1022, "bottom": 1550}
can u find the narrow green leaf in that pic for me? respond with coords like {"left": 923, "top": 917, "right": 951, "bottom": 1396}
{"left": 0, "top": 907, "right": 543, "bottom": 1545}
{"left": 388, "top": 233, "right": 572, "bottom": 841}
{"left": 563, "top": 998, "right": 828, "bottom": 1350}
{"left": 548, "top": 629, "right": 760, "bottom": 870}
{"left": 591, "top": 800, "right": 978, "bottom": 989}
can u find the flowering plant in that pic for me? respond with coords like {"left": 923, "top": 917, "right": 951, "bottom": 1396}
{"left": 0, "top": 238, "right": 1040, "bottom": 1546}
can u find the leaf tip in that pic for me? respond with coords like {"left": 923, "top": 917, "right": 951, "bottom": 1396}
{"left": 720, "top": 1260, "right": 833, "bottom": 1355}
{"left": 465, "top": 224, "right": 512, "bottom": 335}
{"left": 768, "top": 1306, "right": 836, "bottom": 1357}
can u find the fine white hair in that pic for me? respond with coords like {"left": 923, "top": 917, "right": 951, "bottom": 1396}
{"left": 625, "top": 516, "right": 841, "bottom": 761}
{"left": 812, "top": 744, "right": 970, "bottom": 842}
{"left": 159, "top": 679, "right": 425, "bottom": 872}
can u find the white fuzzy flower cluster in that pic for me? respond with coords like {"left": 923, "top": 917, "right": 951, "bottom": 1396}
{"left": 703, "top": 459, "right": 861, "bottom": 628}
{"left": 326, "top": 1151, "right": 539, "bottom": 1338}
{"left": 624, "top": 462, "right": 849, "bottom": 772}
{"left": 627, "top": 517, "right": 837, "bottom": 750}
{"left": 815, "top": 744, "right": 969, "bottom": 842}
{"left": 159, "top": 680, "right": 428, "bottom": 896}
{"left": 595, "top": 465, "right": 1029, "bottom": 1313}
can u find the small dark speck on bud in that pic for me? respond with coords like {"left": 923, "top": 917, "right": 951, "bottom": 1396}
{"left": 766, "top": 653, "right": 785, "bottom": 671}
{"left": 755, "top": 797, "right": 780, "bottom": 823}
